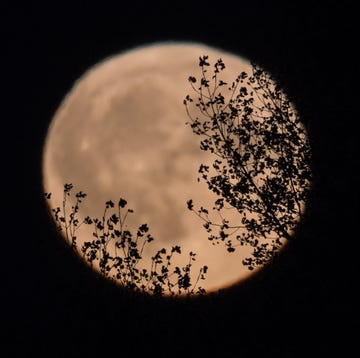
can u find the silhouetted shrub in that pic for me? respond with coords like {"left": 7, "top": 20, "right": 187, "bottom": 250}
{"left": 44, "top": 183, "right": 207, "bottom": 297}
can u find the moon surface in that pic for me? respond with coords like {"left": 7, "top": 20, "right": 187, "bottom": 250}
{"left": 42, "top": 42, "right": 279, "bottom": 294}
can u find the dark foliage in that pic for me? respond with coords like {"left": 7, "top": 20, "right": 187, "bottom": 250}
{"left": 44, "top": 184, "right": 207, "bottom": 297}
{"left": 184, "top": 56, "right": 312, "bottom": 270}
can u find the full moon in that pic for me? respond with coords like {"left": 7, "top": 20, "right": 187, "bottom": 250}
{"left": 42, "top": 42, "right": 284, "bottom": 294}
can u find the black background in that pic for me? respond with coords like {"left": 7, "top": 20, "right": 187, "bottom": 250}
{"left": 4, "top": 1, "right": 358, "bottom": 357}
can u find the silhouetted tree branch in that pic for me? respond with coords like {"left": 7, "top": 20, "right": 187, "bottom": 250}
{"left": 184, "top": 56, "right": 312, "bottom": 270}
{"left": 44, "top": 183, "right": 208, "bottom": 297}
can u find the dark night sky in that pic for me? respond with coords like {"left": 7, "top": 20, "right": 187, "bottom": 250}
{"left": 4, "top": 1, "right": 358, "bottom": 357}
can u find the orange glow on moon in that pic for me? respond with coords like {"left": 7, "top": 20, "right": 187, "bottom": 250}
{"left": 42, "top": 42, "right": 296, "bottom": 294}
